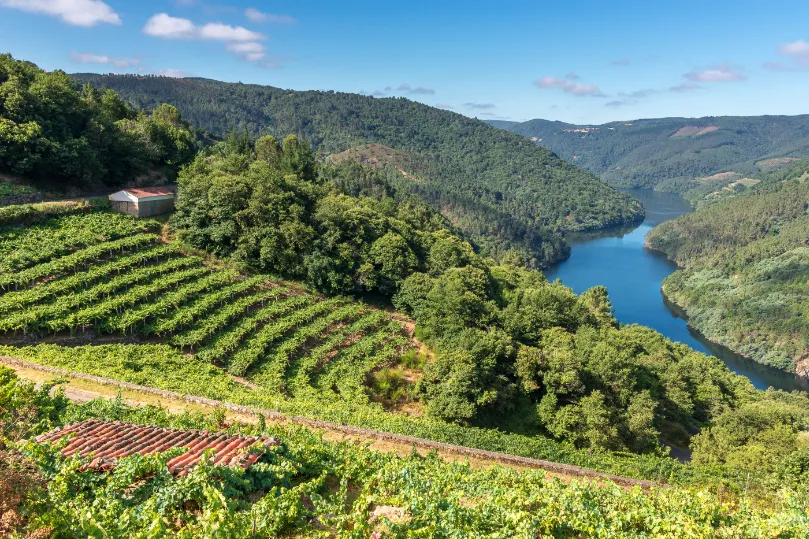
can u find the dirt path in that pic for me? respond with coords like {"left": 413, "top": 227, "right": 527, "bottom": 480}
{"left": 3, "top": 356, "right": 659, "bottom": 489}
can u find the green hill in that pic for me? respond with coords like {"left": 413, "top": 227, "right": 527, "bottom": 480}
{"left": 71, "top": 73, "right": 644, "bottom": 267}
{"left": 489, "top": 115, "right": 809, "bottom": 192}
{"left": 646, "top": 158, "right": 809, "bottom": 371}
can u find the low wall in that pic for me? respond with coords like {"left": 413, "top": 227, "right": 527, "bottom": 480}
{"left": 2, "top": 355, "right": 660, "bottom": 489}
{"left": 0, "top": 193, "right": 43, "bottom": 207}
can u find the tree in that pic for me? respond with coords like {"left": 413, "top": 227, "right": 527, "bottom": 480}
{"left": 577, "top": 286, "right": 617, "bottom": 328}
{"left": 255, "top": 135, "right": 280, "bottom": 164}
{"left": 368, "top": 232, "right": 418, "bottom": 294}
{"left": 626, "top": 390, "right": 659, "bottom": 453}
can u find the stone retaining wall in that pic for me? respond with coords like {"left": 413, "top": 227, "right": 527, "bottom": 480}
{"left": 0, "top": 193, "right": 44, "bottom": 207}
{"left": 1, "top": 355, "right": 660, "bottom": 489}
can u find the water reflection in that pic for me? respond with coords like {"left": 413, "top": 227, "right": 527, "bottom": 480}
{"left": 544, "top": 188, "right": 809, "bottom": 393}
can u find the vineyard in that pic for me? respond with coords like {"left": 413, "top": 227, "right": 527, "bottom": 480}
{"left": 4, "top": 369, "right": 809, "bottom": 538}
{"left": 0, "top": 208, "right": 409, "bottom": 397}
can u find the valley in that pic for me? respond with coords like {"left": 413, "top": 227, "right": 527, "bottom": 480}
{"left": 490, "top": 115, "right": 809, "bottom": 194}
{"left": 2, "top": 48, "right": 809, "bottom": 537}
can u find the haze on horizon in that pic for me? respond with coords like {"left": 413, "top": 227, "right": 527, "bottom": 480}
{"left": 1, "top": 0, "right": 808, "bottom": 124}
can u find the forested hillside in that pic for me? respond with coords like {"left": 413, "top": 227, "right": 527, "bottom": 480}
{"left": 647, "top": 158, "right": 809, "bottom": 372}
{"left": 0, "top": 55, "right": 201, "bottom": 193}
{"left": 72, "top": 73, "right": 644, "bottom": 267}
{"left": 490, "top": 116, "right": 809, "bottom": 192}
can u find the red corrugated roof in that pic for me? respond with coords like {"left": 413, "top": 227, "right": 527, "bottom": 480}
{"left": 123, "top": 187, "right": 175, "bottom": 199}
{"left": 36, "top": 420, "right": 278, "bottom": 475}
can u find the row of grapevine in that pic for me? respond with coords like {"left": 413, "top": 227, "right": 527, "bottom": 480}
{"left": 0, "top": 211, "right": 156, "bottom": 272}
{"left": 286, "top": 310, "right": 391, "bottom": 393}
{"left": 226, "top": 297, "right": 350, "bottom": 376}
{"left": 250, "top": 303, "right": 369, "bottom": 390}
{"left": 0, "top": 233, "right": 160, "bottom": 290}
{"left": 313, "top": 321, "right": 409, "bottom": 396}
{"left": 0, "top": 210, "right": 412, "bottom": 397}
{"left": 177, "top": 289, "right": 300, "bottom": 351}
{"left": 0, "top": 244, "right": 179, "bottom": 314}
{"left": 0, "top": 257, "right": 200, "bottom": 333}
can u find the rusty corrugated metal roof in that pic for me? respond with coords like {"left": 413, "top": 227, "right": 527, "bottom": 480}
{"left": 123, "top": 187, "right": 175, "bottom": 199}
{"left": 36, "top": 420, "right": 278, "bottom": 475}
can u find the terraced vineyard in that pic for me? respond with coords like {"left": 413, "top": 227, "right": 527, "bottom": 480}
{"left": 0, "top": 208, "right": 409, "bottom": 395}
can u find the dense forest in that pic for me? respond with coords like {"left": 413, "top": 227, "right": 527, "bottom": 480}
{"left": 72, "top": 73, "right": 644, "bottom": 267}
{"left": 647, "top": 158, "right": 809, "bottom": 372}
{"left": 0, "top": 55, "right": 201, "bottom": 192}
{"left": 490, "top": 116, "right": 809, "bottom": 192}
{"left": 171, "top": 136, "right": 809, "bottom": 466}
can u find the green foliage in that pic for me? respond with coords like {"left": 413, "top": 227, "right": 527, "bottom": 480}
{"left": 647, "top": 165, "right": 809, "bottom": 368}
{"left": 73, "top": 72, "right": 645, "bottom": 266}
{"left": 0, "top": 365, "right": 67, "bottom": 446}
{"left": 0, "top": 181, "right": 37, "bottom": 196}
{"left": 492, "top": 116, "right": 809, "bottom": 191}
{"left": 172, "top": 141, "right": 475, "bottom": 297}
{"left": 691, "top": 391, "right": 809, "bottom": 475}
{"left": 0, "top": 54, "right": 198, "bottom": 191}
{"left": 4, "top": 368, "right": 809, "bottom": 536}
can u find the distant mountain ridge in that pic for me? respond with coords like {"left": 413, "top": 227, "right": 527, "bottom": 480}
{"left": 488, "top": 115, "right": 809, "bottom": 192}
{"left": 71, "top": 73, "right": 643, "bottom": 267}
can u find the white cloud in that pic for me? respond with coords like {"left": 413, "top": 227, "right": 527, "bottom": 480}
{"left": 70, "top": 51, "right": 139, "bottom": 68}
{"left": 143, "top": 14, "right": 264, "bottom": 42}
{"left": 244, "top": 8, "right": 295, "bottom": 24}
{"left": 156, "top": 68, "right": 190, "bottom": 78}
{"left": 684, "top": 66, "right": 745, "bottom": 82}
{"left": 535, "top": 76, "right": 604, "bottom": 96}
{"left": 198, "top": 22, "right": 264, "bottom": 42}
{"left": 1, "top": 0, "right": 120, "bottom": 27}
{"left": 143, "top": 13, "right": 268, "bottom": 64}
{"left": 464, "top": 102, "right": 496, "bottom": 110}
{"left": 780, "top": 40, "right": 809, "bottom": 56}
{"left": 773, "top": 40, "right": 809, "bottom": 69}
{"left": 396, "top": 83, "right": 435, "bottom": 95}
{"left": 435, "top": 103, "right": 453, "bottom": 109}
{"left": 143, "top": 13, "right": 196, "bottom": 38}
{"left": 226, "top": 41, "right": 265, "bottom": 61}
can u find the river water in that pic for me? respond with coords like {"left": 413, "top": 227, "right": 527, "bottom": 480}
{"left": 544, "top": 188, "right": 809, "bottom": 393}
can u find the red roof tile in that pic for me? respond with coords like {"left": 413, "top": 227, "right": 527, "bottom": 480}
{"left": 123, "top": 187, "right": 175, "bottom": 199}
{"left": 36, "top": 420, "right": 278, "bottom": 475}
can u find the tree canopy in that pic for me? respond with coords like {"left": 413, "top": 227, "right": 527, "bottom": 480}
{"left": 72, "top": 72, "right": 644, "bottom": 266}
{"left": 647, "top": 159, "right": 809, "bottom": 371}
{"left": 0, "top": 54, "right": 199, "bottom": 191}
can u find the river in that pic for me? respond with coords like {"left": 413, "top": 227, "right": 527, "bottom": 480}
{"left": 544, "top": 188, "right": 809, "bottom": 393}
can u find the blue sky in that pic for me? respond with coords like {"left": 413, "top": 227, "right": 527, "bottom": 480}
{"left": 2, "top": 0, "right": 809, "bottom": 124}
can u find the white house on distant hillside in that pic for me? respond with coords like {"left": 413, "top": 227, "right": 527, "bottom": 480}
{"left": 108, "top": 187, "right": 176, "bottom": 218}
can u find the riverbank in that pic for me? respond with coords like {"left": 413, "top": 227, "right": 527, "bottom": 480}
{"left": 644, "top": 177, "right": 809, "bottom": 383}
{"left": 659, "top": 275, "right": 809, "bottom": 379}
{"left": 640, "top": 239, "right": 798, "bottom": 375}
{"left": 546, "top": 188, "right": 809, "bottom": 393}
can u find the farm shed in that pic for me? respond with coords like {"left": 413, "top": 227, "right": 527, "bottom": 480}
{"left": 108, "top": 187, "right": 176, "bottom": 217}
